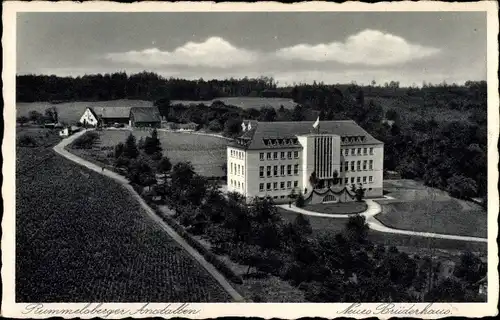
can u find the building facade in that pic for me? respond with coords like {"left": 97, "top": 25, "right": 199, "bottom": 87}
{"left": 227, "top": 120, "right": 384, "bottom": 204}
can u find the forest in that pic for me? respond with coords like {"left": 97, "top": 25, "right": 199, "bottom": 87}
{"left": 17, "top": 73, "right": 488, "bottom": 199}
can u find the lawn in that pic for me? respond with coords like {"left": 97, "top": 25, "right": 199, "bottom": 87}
{"left": 17, "top": 99, "right": 152, "bottom": 123}
{"left": 171, "top": 97, "right": 297, "bottom": 109}
{"left": 277, "top": 208, "right": 487, "bottom": 258}
{"left": 304, "top": 202, "right": 367, "bottom": 215}
{"left": 86, "top": 129, "right": 230, "bottom": 177}
{"left": 378, "top": 179, "right": 487, "bottom": 238}
{"left": 16, "top": 135, "right": 230, "bottom": 302}
{"left": 376, "top": 200, "right": 487, "bottom": 238}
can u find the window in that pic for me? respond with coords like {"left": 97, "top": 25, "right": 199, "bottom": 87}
{"left": 357, "top": 148, "right": 361, "bottom": 155}
{"left": 341, "top": 149, "right": 343, "bottom": 156}
{"left": 294, "top": 164, "right": 299, "bottom": 175}
{"left": 280, "top": 165, "right": 285, "bottom": 176}
{"left": 266, "top": 183, "right": 271, "bottom": 190}
{"left": 266, "top": 166, "right": 271, "bottom": 177}
{"left": 357, "top": 177, "right": 361, "bottom": 183}
{"left": 287, "top": 165, "right": 292, "bottom": 175}
{"left": 273, "top": 196, "right": 278, "bottom": 199}
{"left": 267, "top": 152, "right": 272, "bottom": 160}
{"left": 259, "top": 183, "right": 264, "bottom": 191}
{"left": 345, "top": 177, "right": 349, "bottom": 184}
{"left": 242, "top": 165, "right": 245, "bottom": 176}
{"left": 230, "top": 163, "right": 233, "bottom": 174}
{"left": 287, "top": 151, "right": 292, "bottom": 159}
{"left": 351, "top": 177, "right": 355, "bottom": 184}
{"left": 357, "top": 161, "right": 361, "bottom": 171}
{"left": 363, "top": 160, "right": 367, "bottom": 171}
{"left": 294, "top": 151, "right": 299, "bottom": 158}
{"left": 363, "top": 148, "right": 367, "bottom": 155}
{"left": 369, "top": 160, "right": 373, "bottom": 170}
{"left": 238, "top": 181, "right": 241, "bottom": 188}
{"left": 369, "top": 147, "right": 374, "bottom": 155}
{"left": 281, "top": 182, "right": 285, "bottom": 189}
{"left": 363, "top": 176, "right": 367, "bottom": 184}
{"left": 280, "top": 195, "right": 285, "bottom": 199}
{"left": 260, "top": 153, "right": 264, "bottom": 161}
{"left": 281, "top": 152, "right": 285, "bottom": 159}
{"left": 351, "top": 162, "right": 355, "bottom": 171}
{"left": 273, "top": 152, "right": 278, "bottom": 160}
{"left": 259, "top": 166, "right": 264, "bottom": 178}
{"left": 273, "top": 165, "right": 278, "bottom": 176}
{"left": 231, "top": 150, "right": 234, "bottom": 157}
{"left": 351, "top": 148, "right": 356, "bottom": 156}
{"left": 369, "top": 176, "right": 373, "bottom": 183}
{"left": 273, "top": 182, "right": 278, "bottom": 190}
{"left": 345, "top": 162, "right": 349, "bottom": 172}
{"left": 237, "top": 164, "right": 240, "bottom": 175}
{"left": 287, "top": 181, "right": 292, "bottom": 189}
{"left": 294, "top": 181, "right": 298, "bottom": 187}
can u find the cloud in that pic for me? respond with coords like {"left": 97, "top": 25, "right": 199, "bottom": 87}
{"left": 275, "top": 29, "right": 440, "bottom": 66}
{"left": 105, "top": 37, "right": 257, "bottom": 68}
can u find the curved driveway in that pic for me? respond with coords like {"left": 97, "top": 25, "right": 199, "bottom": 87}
{"left": 279, "top": 199, "right": 487, "bottom": 243}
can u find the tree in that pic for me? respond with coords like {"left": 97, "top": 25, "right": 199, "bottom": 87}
{"left": 208, "top": 119, "right": 223, "bottom": 132}
{"left": 223, "top": 118, "right": 242, "bottom": 137}
{"left": 126, "top": 158, "right": 155, "bottom": 186}
{"left": 28, "top": 110, "right": 44, "bottom": 124}
{"left": 291, "top": 105, "right": 305, "bottom": 121}
{"left": 295, "top": 192, "right": 305, "bottom": 208}
{"left": 123, "top": 133, "right": 139, "bottom": 159}
{"left": 454, "top": 251, "right": 485, "bottom": 284}
{"left": 350, "top": 184, "right": 366, "bottom": 202}
{"left": 447, "top": 175, "right": 478, "bottom": 199}
{"left": 17, "top": 116, "right": 29, "bottom": 127}
{"left": 154, "top": 97, "right": 171, "bottom": 119}
{"left": 157, "top": 157, "right": 172, "bottom": 177}
{"left": 144, "top": 128, "right": 162, "bottom": 155}
{"left": 170, "top": 162, "right": 195, "bottom": 188}
{"left": 344, "top": 214, "right": 369, "bottom": 244}
{"left": 259, "top": 106, "right": 277, "bottom": 122}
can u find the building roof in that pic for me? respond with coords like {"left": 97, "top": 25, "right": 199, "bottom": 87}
{"left": 130, "top": 107, "right": 161, "bottom": 123}
{"left": 235, "top": 120, "right": 383, "bottom": 150}
{"left": 89, "top": 106, "right": 131, "bottom": 119}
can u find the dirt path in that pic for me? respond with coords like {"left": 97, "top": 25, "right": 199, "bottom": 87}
{"left": 54, "top": 130, "right": 245, "bottom": 302}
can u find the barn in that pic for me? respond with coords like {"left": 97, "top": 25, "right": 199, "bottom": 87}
{"left": 80, "top": 107, "right": 131, "bottom": 127}
{"left": 129, "top": 107, "right": 161, "bottom": 128}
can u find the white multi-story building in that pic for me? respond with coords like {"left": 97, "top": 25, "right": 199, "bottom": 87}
{"left": 227, "top": 120, "right": 384, "bottom": 204}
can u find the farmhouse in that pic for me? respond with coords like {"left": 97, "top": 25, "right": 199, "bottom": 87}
{"left": 227, "top": 119, "right": 384, "bottom": 204}
{"left": 129, "top": 107, "right": 161, "bottom": 128}
{"left": 80, "top": 107, "right": 131, "bottom": 126}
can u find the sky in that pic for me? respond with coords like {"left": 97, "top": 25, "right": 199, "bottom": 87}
{"left": 17, "top": 12, "right": 487, "bottom": 87}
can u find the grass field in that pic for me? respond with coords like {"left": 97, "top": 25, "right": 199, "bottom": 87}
{"left": 171, "top": 97, "right": 297, "bottom": 109}
{"left": 16, "top": 130, "right": 231, "bottom": 302}
{"left": 304, "top": 202, "right": 367, "bottom": 215}
{"left": 17, "top": 99, "right": 152, "bottom": 123}
{"left": 93, "top": 130, "right": 230, "bottom": 177}
{"left": 376, "top": 179, "right": 487, "bottom": 238}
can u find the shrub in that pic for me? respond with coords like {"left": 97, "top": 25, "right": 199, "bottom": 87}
{"left": 72, "top": 131, "right": 99, "bottom": 149}
{"left": 295, "top": 192, "right": 305, "bottom": 208}
{"left": 18, "top": 134, "right": 38, "bottom": 147}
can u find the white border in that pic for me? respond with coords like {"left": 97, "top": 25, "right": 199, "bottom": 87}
{"left": 2, "top": 1, "right": 499, "bottom": 318}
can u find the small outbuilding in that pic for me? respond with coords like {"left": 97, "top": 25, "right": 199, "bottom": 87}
{"left": 130, "top": 107, "right": 161, "bottom": 128}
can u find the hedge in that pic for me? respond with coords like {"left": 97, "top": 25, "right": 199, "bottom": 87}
{"left": 148, "top": 202, "right": 244, "bottom": 285}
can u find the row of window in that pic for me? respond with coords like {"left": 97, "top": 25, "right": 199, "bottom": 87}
{"left": 341, "top": 147, "right": 374, "bottom": 156}
{"left": 229, "top": 162, "right": 245, "bottom": 176}
{"left": 340, "top": 160, "right": 374, "bottom": 172}
{"left": 259, "top": 180, "right": 299, "bottom": 192}
{"left": 340, "top": 176, "right": 374, "bottom": 185}
{"left": 230, "top": 149, "right": 245, "bottom": 159}
{"left": 260, "top": 164, "right": 299, "bottom": 177}
{"left": 230, "top": 179, "right": 244, "bottom": 190}
{"left": 260, "top": 151, "right": 299, "bottom": 161}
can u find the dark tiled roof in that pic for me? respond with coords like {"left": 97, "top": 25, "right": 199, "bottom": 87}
{"left": 90, "top": 106, "right": 131, "bottom": 119}
{"left": 130, "top": 107, "right": 161, "bottom": 123}
{"left": 238, "top": 120, "right": 383, "bottom": 150}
